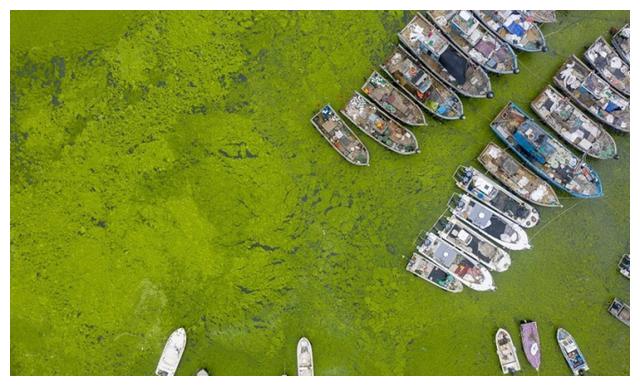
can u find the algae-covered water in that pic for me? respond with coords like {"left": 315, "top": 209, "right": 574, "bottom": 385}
{"left": 10, "top": 10, "right": 630, "bottom": 375}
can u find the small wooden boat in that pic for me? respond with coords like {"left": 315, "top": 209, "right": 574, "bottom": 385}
{"left": 531, "top": 85, "right": 618, "bottom": 159}
{"left": 521, "top": 10, "right": 557, "bottom": 23}
{"left": 490, "top": 102, "right": 603, "bottom": 199}
{"left": 608, "top": 298, "right": 630, "bottom": 326}
{"left": 611, "top": 24, "right": 630, "bottom": 64}
{"left": 553, "top": 55, "right": 629, "bottom": 133}
{"left": 341, "top": 92, "right": 419, "bottom": 155}
{"left": 520, "top": 321, "right": 541, "bottom": 371}
{"left": 584, "top": 37, "right": 630, "bottom": 96}
{"left": 474, "top": 10, "right": 547, "bottom": 52}
{"left": 311, "top": 105, "right": 370, "bottom": 166}
{"left": 398, "top": 14, "right": 493, "bottom": 98}
{"left": 448, "top": 193, "right": 531, "bottom": 251}
{"left": 361, "top": 71, "right": 426, "bottom": 126}
{"left": 297, "top": 337, "right": 314, "bottom": 376}
{"left": 155, "top": 327, "right": 187, "bottom": 376}
{"left": 381, "top": 45, "right": 464, "bottom": 120}
{"left": 426, "top": 10, "right": 519, "bottom": 74}
{"left": 557, "top": 328, "right": 589, "bottom": 376}
{"left": 496, "top": 328, "right": 521, "bottom": 374}
{"left": 618, "top": 254, "right": 630, "bottom": 278}
{"left": 416, "top": 232, "right": 495, "bottom": 291}
{"left": 433, "top": 215, "right": 511, "bottom": 272}
{"left": 196, "top": 369, "right": 209, "bottom": 376}
{"left": 478, "top": 143, "right": 561, "bottom": 208}
{"left": 454, "top": 165, "right": 540, "bottom": 228}
{"left": 406, "top": 252, "right": 464, "bottom": 293}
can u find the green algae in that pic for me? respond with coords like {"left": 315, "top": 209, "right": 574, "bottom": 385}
{"left": 10, "top": 10, "right": 629, "bottom": 375}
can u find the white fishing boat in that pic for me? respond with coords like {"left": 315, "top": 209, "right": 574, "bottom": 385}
{"left": 557, "top": 328, "right": 589, "bottom": 376}
{"left": 454, "top": 165, "right": 540, "bottom": 228}
{"left": 434, "top": 215, "right": 511, "bottom": 272}
{"left": 297, "top": 337, "right": 314, "bottom": 376}
{"left": 416, "top": 232, "right": 495, "bottom": 291}
{"left": 448, "top": 193, "right": 531, "bottom": 250}
{"left": 496, "top": 328, "right": 521, "bottom": 374}
{"left": 155, "top": 327, "right": 187, "bottom": 376}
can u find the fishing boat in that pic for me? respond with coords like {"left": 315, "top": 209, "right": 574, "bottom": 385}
{"left": 311, "top": 105, "right": 370, "bottom": 166}
{"left": 448, "top": 193, "right": 531, "bottom": 251}
{"left": 297, "top": 337, "right": 314, "bottom": 376}
{"left": 608, "top": 298, "right": 630, "bottom": 326}
{"left": 520, "top": 321, "right": 541, "bottom": 371}
{"left": 490, "top": 102, "right": 603, "bottom": 199}
{"left": 426, "top": 10, "right": 519, "bottom": 74}
{"left": 381, "top": 45, "right": 464, "bottom": 120}
{"left": 416, "top": 232, "right": 495, "bottom": 291}
{"left": 341, "top": 92, "right": 419, "bottom": 155}
{"left": 557, "top": 328, "right": 589, "bottom": 376}
{"left": 398, "top": 14, "right": 493, "bottom": 98}
{"left": 611, "top": 24, "right": 630, "bottom": 64}
{"left": 496, "top": 328, "right": 521, "bottom": 374}
{"left": 196, "top": 369, "right": 209, "bottom": 376}
{"left": 155, "top": 327, "right": 187, "bottom": 376}
{"left": 406, "top": 252, "right": 464, "bottom": 293}
{"left": 553, "top": 55, "right": 629, "bottom": 133}
{"left": 433, "top": 215, "right": 511, "bottom": 272}
{"left": 474, "top": 10, "right": 547, "bottom": 52}
{"left": 361, "top": 71, "right": 427, "bottom": 126}
{"left": 584, "top": 37, "right": 630, "bottom": 96}
{"left": 618, "top": 254, "right": 630, "bottom": 278}
{"left": 531, "top": 85, "right": 618, "bottom": 159}
{"left": 478, "top": 143, "right": 561, "bottom": 208}
{"left": 521, "top": 10, "right": 557, "bottom": 23}
{"left": 454, "top": 165, "right": 540, "bottom": 228}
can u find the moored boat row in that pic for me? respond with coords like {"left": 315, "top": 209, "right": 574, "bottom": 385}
{"left": 313, "top": 10, "right": 559, "bottom": 165}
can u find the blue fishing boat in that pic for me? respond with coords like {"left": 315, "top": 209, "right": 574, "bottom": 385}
{"left": 490, "top": 102, "right": 603, "bottom": 199}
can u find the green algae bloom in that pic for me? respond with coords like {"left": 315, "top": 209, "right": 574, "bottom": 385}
{"left": 11, "top": 10, "right": 629, "bottom": 375}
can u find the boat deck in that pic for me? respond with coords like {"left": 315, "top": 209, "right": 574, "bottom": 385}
{"left": 381, "top": 46, "right": 464, "bottom": 119}
{"left": 553, "top": 55, "right": 629, "bottom": 132}
{"left": 478, "top": 143, "right": 561, "bottom": 207}
{"left": 584, "top": 37, "right": 630, "bottom": 95}
{"left": 531, "top": 86, "right": 617, "bottom": 159}
{"left": 311, "top": 105, "right": 370, "bottom": 166}
{"left": 361, "top": 71, "right": 426, "bottom": 126}
{"left": 474, "top": 10, "right": 546, "bottom": 52}
{"left": 398, "top": 14, "right": 492, "bottom": 98}
{"left": 427, "top": 10, "right": 518, "bottom": 74}
{"left": 341, "top": 93, "right": 419, "bottom": 154}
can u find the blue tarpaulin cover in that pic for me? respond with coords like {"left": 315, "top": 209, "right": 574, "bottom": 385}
{"left": 506, "top": 22, "right": 525, "bottom": 37}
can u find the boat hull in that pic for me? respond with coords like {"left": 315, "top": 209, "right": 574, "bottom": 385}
{"left": 380, "top": 45, "right": 464, "bottom": 120}
{"left": 341, "top": 92, "right": 420, "bottom": 155}
{"left": 426, "top": 10, "right": 519, "bottom": 74}
{"left": 297, "top": 337, "right": 314, "bottom": 376}
{"left": 490, "top": 103, "right": 604, "bottom": 199}
{"left": 584, "top": 36, "right": 630, "bottom": 96}
{"left": 557, "top": 328, "right": 589, "bottom": 376}
{"left": 398, "top": 14, "right": 493, "bottom": 98}
{"left": 553, "top": 55, "right": 629, "bottom": 133}
{"left": 520, "top": 321, "right": 541, "bottom": 371}
{"left": 406, "top": 252, "right": 464, "bottom": 293}
{"left": 310, "top": 105, "right": 370, "bottom": 166}
{"left": 496, "top": 328, "right": 521, "bottom": 374}
{"left": 474, "top": 10, "right": 547, "bottom": 52}
{"left": 454, "top": 165, "right": 540, "bottom": 228}
{"left": 155, "top": 328, "right": 187, "bottom": 376}
{"left": 530, "top": 85, "right": 618, "bottom": 160}
{"left": 478, "top": 143, "right": 562, "bottom": 208}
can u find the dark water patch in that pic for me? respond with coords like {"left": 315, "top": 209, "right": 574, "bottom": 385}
{"left": 247, "top": 241, "right": 279, "bottom": 252}
{"left": 236, "top": 285, "right": 255, "bottom": 294}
